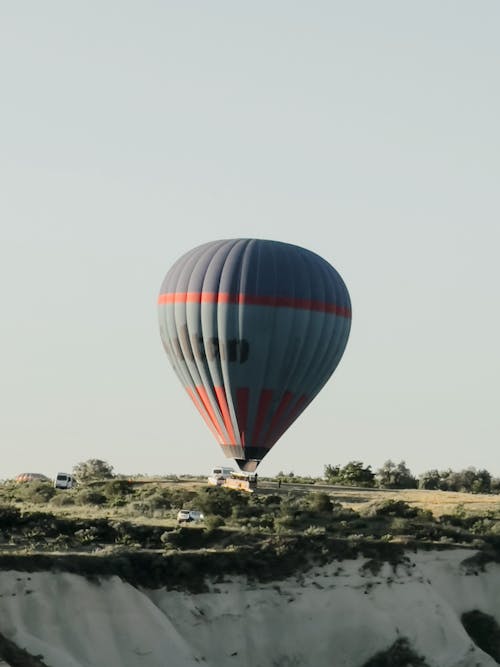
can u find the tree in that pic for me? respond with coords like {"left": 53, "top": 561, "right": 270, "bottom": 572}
{"left": 420, "top": 467, "right": 494, "bottom": 494}
{"left": 324, "top": 461, "right": 375, "bottom": 487}
{"left": 340, "top": 461, "right": 375, "bottom": 487}
{"left": 324, "top": 465, "right": 341, "bottom": 482}
{"left": 491, "top": 477, "right": 500, "bottom": 494}
{"left": 376, "top": 460, "right": 397, "bottom": 488}
{"left": 471, "top": 470, "right": 491, "bottom": 494}
{"left": 418, "top": 469, "right": 442, "bottom": 490}
{"left": 446, "top": 467, "right": 491, "bottom": 493}
{"left": 72, "top": 459, "right": 114, "bottom": 483}
{"left": 376, "top": 460, "right": 417, "bottom": 489}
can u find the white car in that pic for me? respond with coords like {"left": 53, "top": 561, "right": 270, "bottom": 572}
{"left": 177, "top": 509, "right": 204, "bottom": 523}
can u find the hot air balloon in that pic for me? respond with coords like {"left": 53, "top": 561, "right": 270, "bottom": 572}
{"left": 158, "top": 239, "right": 351, "bottom": 471}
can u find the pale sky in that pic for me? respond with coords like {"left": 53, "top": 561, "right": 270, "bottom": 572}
{"left": 1, "top": 2, "right": 499, "bottom": 480}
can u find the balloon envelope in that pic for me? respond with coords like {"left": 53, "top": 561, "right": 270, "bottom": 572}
{"left": 158, "top": 239, "right": 351, "bottom": 471}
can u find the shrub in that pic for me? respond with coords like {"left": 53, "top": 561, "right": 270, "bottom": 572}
{"left": 14, "top": 481, "right": 56, "bottom": 504}
{"left": 274, "top": 514, "right": 297, "bottom": 530}
{"left": 204, "top": 515, "right": 225, "bottom": 532}
{"left": 376, "top": 460, "right": 418, "bottom": 489}
{"left": 309, "top": 492, "right": 333, "bottom": 513}
{"left": 195, "top": 487, "right": 233, "bottom": 518}
{"left": 75, "top": 489, "right": 107, "bottom": 506}
{"left": 160, "top": 530, "right": 177, "bottom": 548}
{"left": 263, "top": 494, "right": 282, "bottom": 506}
{"left": 389, "top": 517, "right": 413, "bottom": 534}
{"left": 144, "top": 493, "right": 172, "bottom": 510}
{"left": 128, "top": 496, "right": 175, "bottom": 518}
{"left": 102, "top": 479, "right": 134, "bottom": 498}
{"left": 231, "top": 503, "right": 260, "bottom": 520}
{"left": 74, "top": 526, "right": 103, "bottom": 544}
{"left": 72, "top": 459, "right": 114, "bottom": 483}
{"left": 167, "top": 488, "right": 197, "bottom": 509}
{"left": 0, "top": 505, "right": 22, "bottom": 528}
{"left": 373, "top": 500, "right": 419, "bottom": 519}
{"left": 304, "top": 525, "right": 326, "bottom": 536}
{"left": 324, "top": 461, "right": 375, "bottom": 487}
{"left": 50, "top": 494, "right": 76, "bottom": 507}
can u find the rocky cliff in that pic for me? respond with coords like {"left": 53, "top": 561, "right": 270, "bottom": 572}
{"left": 0, "top": 548, "right": 499, "bottom": 666}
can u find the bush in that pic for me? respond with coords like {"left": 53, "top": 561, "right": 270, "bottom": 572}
{"left": 274, "top": 514, "right": 297, "bottom": 530}
{"left": 195, "top": 487, "right": 233, "bottom": 518}
{"left": 231, "top": 503, "right": 261, "bottom": 520}
{"left": 376, "top": 460, "right": 417, "bottom": 489}
{"left": 143, "top": 493, "right": 172, "bottom": 510}
{"left": 263, "top": 494, "right": 282, "bottom": 506}
{"left": 72, "top": 459, "right": 114, "bottom": 483}
{"left": 102, "top": 479, "right": 134, "bottom": 498}
{"left": 75, "top": 489, "right": 108, "bottom": 506}
{"left": 74, "top": 526, "right": 104, "bottom": 544}
{"left": 14, "top": 481, "right": 56, "bottom": 504}
{"left": 0, "top": 505, "right": 21, "bottom": 528}
{"left": 324, "top": 461, "right": 375, "bottom": 487}
{"left": 309, "top": 492, "right": 333, "bottom": 513}
{"left": 50, "top": 494, "right": 76, "bottom": 507}
{"left": 204, "top": 515, "right": 225, "bottom": 531}
{"left": 166, "top": 488, "right": 197, "bottom": 509}
{"left": 373, "top": 500, "right": 419, "bottom": 519}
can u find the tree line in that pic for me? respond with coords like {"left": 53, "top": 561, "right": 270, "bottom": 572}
{"left": 69, "top": 458, "right": 500, "bottom": 495}
{"left": 323, "top": 460, "right": 500, "bottom": 494}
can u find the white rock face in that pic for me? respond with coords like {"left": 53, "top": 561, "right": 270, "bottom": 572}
{"left": 0, "top": 549, "right": 498, "bottom": 667}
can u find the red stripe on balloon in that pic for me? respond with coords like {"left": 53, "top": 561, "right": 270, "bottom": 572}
{"left": 186, "top": 387, "right": 225, "bottom": 445}
{"left": 267, "top": 394, "right": 310, "bottom": 449}
{"left": 236, "top": 387, "right": 249, "bottom": 446}
{"left": 262, "top": 390, "right": 294, "bottom": 445}
{"left": 158, "top": 292, "right": 351, "bottom": 318}
{"left": 215, "top": 387, "right": 237, "bottom": 445}
{"left": 195, "top": 385, "right": 227, "bottom": 443}
{"left": 253, "top": 389, "right": 273, "bottom": 446}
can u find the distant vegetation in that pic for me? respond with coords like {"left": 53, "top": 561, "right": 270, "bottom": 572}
{"left": 72, "top": 459, "right": 114, "bottom": 483}
{"left": 321, "top": 459, "right": 500, "bottom": 494}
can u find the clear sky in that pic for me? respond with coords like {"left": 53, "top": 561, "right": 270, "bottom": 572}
{"left": 1, "top": 2, "right": 499, "bottom": 480}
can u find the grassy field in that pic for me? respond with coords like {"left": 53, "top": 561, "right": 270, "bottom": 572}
{"left": 2, "top": 476, "right": 499, "bottom": 523}
{"left": 315, "top": 486, "right": 500, "bottom": 518}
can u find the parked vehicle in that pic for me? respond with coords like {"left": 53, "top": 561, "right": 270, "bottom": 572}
{"left": 207, "top": 466, "right": 234, "bottom": 486}
{"left": 177, "top": 509, "right": 204, "bottom": 523}
{"left": 15, "top": 473, "right": 50, "bottom": 484}
{"left": 54, "top": 472, "right": 77, "bottom": 490}
{"left": 223, "top": 471, "right": 257, "bottom": 493}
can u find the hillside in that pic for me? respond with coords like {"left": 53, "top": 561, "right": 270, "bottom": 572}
{"left": 0, "top": 480, "right": 499, "bottom": 666}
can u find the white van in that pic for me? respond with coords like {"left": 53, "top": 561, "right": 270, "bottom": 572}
{"left": 207, "top": 466, "right": 234, "bottom": 486}
{"left": 54, "top": 472, "right": 76, "bottom": 490}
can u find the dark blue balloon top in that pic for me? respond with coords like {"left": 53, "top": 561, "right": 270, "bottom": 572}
{"left": 160, "top": 239, "right": 351, "bottom": 317}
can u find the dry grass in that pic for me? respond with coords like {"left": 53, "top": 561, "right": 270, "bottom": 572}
{"left": 321, "top": 487, "right": 500, "bottom": 517}
{"left": 6, "top": 479, "right": 499, "bottom": 524}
